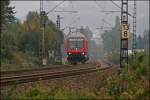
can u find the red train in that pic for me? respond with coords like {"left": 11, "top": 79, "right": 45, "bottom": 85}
{"left": 65, "top": 32, "right": 89, "bottom": 64}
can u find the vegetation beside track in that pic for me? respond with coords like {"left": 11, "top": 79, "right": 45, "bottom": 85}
{"left": 2, "top": 46, "right": 149, "bottom": 96}
{"left": 1, "top": 0, "right": 64, "bottom": 71}
{"left": 2, "top": 52, "right": 149, "bottom": 99}
{"left": 96, "top": 52, "right": 149, "bottom": 99}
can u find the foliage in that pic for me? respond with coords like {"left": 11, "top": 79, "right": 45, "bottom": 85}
{"left": 16, "top": 84, "right": 96, "bottom": 100}
{"left": 1, "top": 21, "right": 21, "bottom": 64}
{"left": 94, "top": 52, "right": 149, "bottom": 99}
{"left": 1, "top": 9, "right": 64, "bottom": 70}
{"left": 18, "top": 11, "right": 64, "bottom": 56}
{"left": 106, "top": 77, "right": 124, "bottom": 98}
{"left": 128, "top": 52, "right": 149, "bottom": 79}
{"left": 3, "top": 52, "right": 149, "bottom": 99}
{"left": 2, "top": 84, "right": 17, "bottom": 100}
{"left": 1, "top": 0, "right": 16, "bottom": 28}
{"left": 136, "top": 35, "right": 144, "bottom": 49}
{"left": 101, "top": 16, "right": 121, "bottom": 55}
{"left": 1, "top": 52, "right": 39, "bottom": 71}
{"left": 143, "top": 30, "right": 149, "bottom": 53}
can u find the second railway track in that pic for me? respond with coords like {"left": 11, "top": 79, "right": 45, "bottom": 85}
{"left": 1, "top": 62, "right": 114, "bottom": 87}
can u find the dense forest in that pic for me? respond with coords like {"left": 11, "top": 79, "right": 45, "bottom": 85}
{"left": 1, "top": 0, "right": 64, "bottom": 70}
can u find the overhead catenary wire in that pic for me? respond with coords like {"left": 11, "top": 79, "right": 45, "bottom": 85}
{"left": 53, "top": 1, "right": 78, "bottom": 14}
{"left": 61, "top": 17, "right": 80, "bottom": 30}
{"left": 95, "top": 0, "right": 120, "bottom": 14}
{"left": 111, "top": 0, "right": 122, "bottom": 9}
{"left": 60, "top": 1, "right": 80, "bottom": 31}
{"left": 46, "top": 0, "right": 65, "bottom": 15}
{"left": 110, "top": 0, "right": 134, "bottom": 18}
{"left": 94, "top": 1, "right": 113, "bottom": 31}
{"left": 95, "top": 0, "right": 104, "bottom": 11}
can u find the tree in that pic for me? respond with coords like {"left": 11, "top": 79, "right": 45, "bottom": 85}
{"left": 1, "top": 0, "right": 16, "bottom": 30}
{"left": 136, "top": 35, "right": 144, "bottom": 49}
{"left": 1, "top": 0, "right": 18, "bottom": 64}
{"left": 143, "top": 30, "right": 149, "bottom": 53}
{"left": 18, "top": 11, "right": 64, "bottom": 57}
{"left": 1, "top": 10, "right": 64, "bottom": 65}
{"left": 101, "top": 16, "right": 121, "bottom": 54}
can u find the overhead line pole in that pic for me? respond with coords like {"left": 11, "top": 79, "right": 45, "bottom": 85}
{"left": 56, "top": 15, "right": 62, "bottom": 64}
{"left": 132, "top": 0, "right": 137, "bottom": 62}
{"left": 40, "top": 0, "right": 67, "bottom": 65}
{"left": 120, "top": 0, "right": 129, "bottom": 69}
{"left": 40, "top": 0, "right": 47, "bottom": 65}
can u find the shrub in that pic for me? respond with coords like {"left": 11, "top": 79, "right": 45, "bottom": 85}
{"left": 16, "top": 84, "right": 96, "bottom": 100}
{"left": 106, "top": 77, "right": 124, "bottom": 98}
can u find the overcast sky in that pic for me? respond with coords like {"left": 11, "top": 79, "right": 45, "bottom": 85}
{"left": 10, "top": 1, "right": 149, "bottom": 40}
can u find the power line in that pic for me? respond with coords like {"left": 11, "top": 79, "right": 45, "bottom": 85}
{"left": 53, "top": 1, "right": 78, "bottom": 14}
{"left": 94, "top": 1, "right": 113, "bottom": 31}
{"left": 54, "top": 10, "right": 78, "bottom": 13}
{"left": 46, "top": 0, "right": 65, "bottom": 14}
{"left": 101, "top": 10, "right": 120, "bottom": 13}
{"left": 110, "top": 0, "right": 134, "bottom": 18}
{"left": 103, "top": 19, "right": 112, "bottom": 26}
{"left": 61, "top": 17, "right": 80, "bottom": 30}
{"left": 95, "top": 0, "right": 104, "bottom": 11}
{"left": 111, "top": 0, "right": 122, "bottom": 9}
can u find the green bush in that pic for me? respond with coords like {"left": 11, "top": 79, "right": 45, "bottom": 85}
{"left": 16, "top": 84, "right": 96, "bottom": 100}
{"left": 135, "top": 63, "right": 148, "bottom": 79}
{"left": 106, "top": 77, "right": 124, "bottom": 98}
{"left": 129, "top": 52, "right": 149, "bottom": 79}
{"left": 2, "top": 85, "right": 17, "bottom": 100}
{"left": 17, "top": 84, "right": 53, "bottom": 100}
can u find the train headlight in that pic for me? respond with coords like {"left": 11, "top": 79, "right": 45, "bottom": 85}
{"left": 68, "top": 52, "right": 71, "bottom": 55}
{"left": 82, "top": 52, "right": 85, "bottom": 55}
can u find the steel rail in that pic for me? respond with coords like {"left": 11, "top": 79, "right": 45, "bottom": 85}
{"left": 1, "top": 64, "right": 73, "bottom": 75}
{"left": 0, "top": 64, "right": 112, "bottom": 86}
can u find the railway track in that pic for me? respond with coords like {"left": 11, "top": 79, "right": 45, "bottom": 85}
{"left": 1, "top": 64, "right": 72, "bottom": 77}
{"left": 0, "top": 62, "right": 114, "bottom": 87}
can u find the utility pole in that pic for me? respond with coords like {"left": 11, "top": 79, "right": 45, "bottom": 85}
{"left": 40, "top": 1, "right": 73, "bottom": 65}
{"left": 56, "top": 15, "right": 62, "bottom": 64}
{"left": 40, "top": 0, "right": 47, "bottom": 65}
{"left": 132, "top": 0, "right": 136, "bottom": 61}
{"left": 120, "top": 0, "right": 129, "bottom": 69}
{"left": 56, "top": 15, "right": 60, "bottom": 30}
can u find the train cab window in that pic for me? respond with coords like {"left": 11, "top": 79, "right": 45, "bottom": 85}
{"left": 69, "top": 38, "right": 83, "bottom": 49}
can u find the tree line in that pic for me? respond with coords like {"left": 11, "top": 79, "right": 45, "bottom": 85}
{"left": 101, "top": 16, "right": 149, "bottom": 55}
{"left": 1, "top": 0, "right": 64, "bottom": 67}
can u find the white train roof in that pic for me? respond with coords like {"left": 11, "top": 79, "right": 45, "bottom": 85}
{"left": 67, "top": 32, "right": 85, "bottom": 38}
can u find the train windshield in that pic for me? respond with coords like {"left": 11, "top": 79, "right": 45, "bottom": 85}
{"left": 69, "top": 38, "right": 84, "bottom": 49}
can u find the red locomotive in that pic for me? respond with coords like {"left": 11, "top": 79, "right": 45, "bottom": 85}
{"left": 65, "top": 32, "right": 89, "bottom": 64}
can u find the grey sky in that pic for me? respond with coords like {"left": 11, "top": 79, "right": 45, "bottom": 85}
{"left": 10, "top": 1, "right": 149, "bottom": 39}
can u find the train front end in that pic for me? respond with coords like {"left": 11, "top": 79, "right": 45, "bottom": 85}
{"left": 65, "top": 32, "right": 89, "bottom": 64}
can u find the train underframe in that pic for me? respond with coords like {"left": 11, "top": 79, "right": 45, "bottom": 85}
{"left": 67, "top": 53, "right": 89, "bottom": 64}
